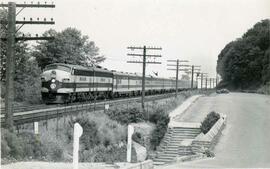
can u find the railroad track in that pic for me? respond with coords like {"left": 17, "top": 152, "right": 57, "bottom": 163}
{"left": 1, "top": 92, "right": 178, "bottom": 125}
{"left": 1, "top": 104, "right": 57, "bottom": 114}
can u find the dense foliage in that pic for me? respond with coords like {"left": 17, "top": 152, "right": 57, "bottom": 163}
{"left": 65, "top": 113, "right": 128, "bottom": 162}
{"left": 149, "top": 106, "right": 170, "bottom": 150}
{"left": 1, "top": 129, "right": 63, "bottom": 162}
{"left": 32, "top": 28, "right": 105, "bottom": 69}
{"left": 0, "top": 9, "right": 42, "bottom": 103}
{"left": 217, "top": 19, "right": 270, "bottom": 90}
{"left": 200, "top": 111, "right": 220, "bottom": 134}
{"left": 107, "top": 104, "right": 144, "bottom": 124}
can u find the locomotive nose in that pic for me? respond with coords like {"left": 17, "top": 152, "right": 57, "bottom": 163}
{"left": 51, "top": 70, "right": 56, "bottom": 78}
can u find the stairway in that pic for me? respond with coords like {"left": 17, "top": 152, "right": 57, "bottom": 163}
{"left": 153, "top": 127, "right": 201, "bottom": 165}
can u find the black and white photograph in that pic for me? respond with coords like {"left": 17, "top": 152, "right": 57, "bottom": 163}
{"left": 0, "top": 0, "right": 270, "bottom": 168}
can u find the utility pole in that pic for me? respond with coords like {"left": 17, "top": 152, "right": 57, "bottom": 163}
{"left": 195, "top": 72, "right": 200, "bottom": 89}
{"left": 190, "top": 65, "right": 201, "bottom": 89}
{"left": 205, "top": 76, "right": 207, "bottom": 90}
{"left": 1, "top": 2, "right": 55, "bottom": 131}
{"left": 127, "top": 46, "right": 162, "bottom": 112}
{"left": 210, "top": 78, "right": 212, "bottom": 89}
{"left": 191, "top": 65, "right": 194, "bottom": 89}
{"left": 201, "top": 73, "right": 203, "bottom": 89}
{"left": 167, "top": 59, "right": 189, "bottom": 97}
{"left": 199, "top": 73, "right": 207, "bottom": 89}
{"left": 216, "top": 73, "right": 219, "bottom": 89}
{"left": 184, "top": 65, "right": 201, "bottom": 89}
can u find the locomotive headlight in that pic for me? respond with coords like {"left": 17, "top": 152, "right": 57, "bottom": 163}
{"left": 50, "top": 83, "right": 56, "bottom": 89}
{"left": 51, "top": 79, "right": 56, "bottom": 83}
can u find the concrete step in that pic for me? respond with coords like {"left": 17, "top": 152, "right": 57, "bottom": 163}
{"left": 172, "top": 127, "right": 201, "bottom": 130}
{"left": 173, "top": 133, "right": 200, "bottom": 135}
{"left": 153, "top": 127, "right": 203, "bottom": 165}
{"left": 154, "top": 158, "right": 174, "bottom": 163}
{"left": 158, "top": 153, "right": 177, "bottom": 158}
{"left": 153, "top": 161, "right": 166, "bottom": 165}
{"left": 172, "top": 133, "right": 199, "bottom": 136}
{"left": 155, "top": 155, "right": 175, "bottom": 160}
{"left": 171, "top": 136, "right": 197, "bottom": 139}
{"left": 165, "top": 146, "right": 179, "bottom": 150}
{"left": 164, "top": 151, "right": 178, "bottom": 155}
{"left": 172, "top": 129, "right": 201, "bottom": 132}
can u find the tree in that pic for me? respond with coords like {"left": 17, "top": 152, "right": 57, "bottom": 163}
{"left": 181, "top": 74, "right": 190, "bottom": 81}
{"left": 32, "top": 28, "right": 105, "bottom": 69}
{"left": 0, "top": 9, "right": 42, "bottom": 103}
{"left": 217, "top": 19, "right": 270, "bottom": 90}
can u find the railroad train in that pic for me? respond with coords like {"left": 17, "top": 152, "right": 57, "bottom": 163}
{"left": 41, "top": 63, "right": 195, "bottom": 103}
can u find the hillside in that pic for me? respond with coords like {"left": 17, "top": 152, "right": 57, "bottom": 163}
{"left": 217, "top": 19, "right": 270, "bottom": 90}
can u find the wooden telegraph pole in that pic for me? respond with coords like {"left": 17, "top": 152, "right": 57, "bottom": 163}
{"left": 200, "top": 73, "right": 208, "bottom": 89}
{"left": 205, "top": 77, "right": 208, "bottom": 90}
{"left": 167, "top": 59, "right": 189, "bottom": 97}
{"left": 127, "top": 46, "right": 162, "bottom": 111}
{"left": 0, "top": 2, "right": 55, "bottom": 131}
{"left": 190, "top": 65, "right": 201, "bottom": 89}
{"left": 184, "top": 65, "right": 201, "bottom": 89}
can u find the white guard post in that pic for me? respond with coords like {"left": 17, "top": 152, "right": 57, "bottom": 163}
{"left": 105, "top": 104, "right": 109, "bottom": 110}
{"left": 73, "top": 123, "right": 83, "bottom": 169}
{"left": 34, "top": 121, "right": 39, "bottom": 134}
{"left": 127, "top": 124, "right": 134, "bottom": 162}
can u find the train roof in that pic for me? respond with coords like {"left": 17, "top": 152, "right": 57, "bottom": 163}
{"left": 46, "top": 63, "right": 112, "bottom": 74}
{"left": 45, "top": 63, "right": 179, "bottom": 81}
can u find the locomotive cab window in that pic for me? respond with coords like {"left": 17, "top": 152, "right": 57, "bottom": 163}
{"left": 44, "top": 65, "right": 71, "bottom": 72}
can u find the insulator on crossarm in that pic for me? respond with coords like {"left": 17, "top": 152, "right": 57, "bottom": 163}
{"left": 30, "top": 18, "right": 32, "bottom": 21}
{"left": 38, "top": 2, "right": 40, "bottom": 5}
{"left": 51, "top": 18, "right": 53, "bottom": 21}
{"left": 37, "top": 17, "right": 39, "bottom": 21}
{"left": 22, "top": 33, "right": 25, "bottom": 37}
{"left": 44, "top": 18, "right": 46, "bottom": 21}
{"left": 45, "top": 2, "right": 47, "bottom": 4}
{"left": 31, "top": 1, "right": 33, "bottom": 4}
{"left": 36, "top": 34, "right": 38, "bottom": 37}
{"left": 23, "top": 17, "right": 25, "bottom": 20}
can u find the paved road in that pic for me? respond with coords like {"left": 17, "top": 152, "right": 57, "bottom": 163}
{"left": 157, "top": 92, "right": 270, "bottom": 168}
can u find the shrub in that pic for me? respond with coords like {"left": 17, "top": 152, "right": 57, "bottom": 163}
{"left": 132, "top": 132, "right": 144, "bottom": 145}
{"left": 107, "top": 104, "right": 144, "bottom": 124}
{"left": 81, "top": 144, "right": 135, "bottom": 163}
{"left": 200, "top": 111, "right": 220, "bottom": 134}
{"left": 19, "top": 132, "right": 46, "bottom": 159}
{"left": 204, "top": 149, "right": 215, "bottom": 157}
{"left": 1, "top": 129, "right": 24, "bottom": 159}
{"left": 150, "top": 110, "right": 170, "bottom": 150}
{"left": 1, "top": 129, "right": 58, "bottom": 161}
{"left": 149, "top": 106, "right": 166, "bottom": 124}
{"left": 65, "top": 112, "right": 127, "bottom": 162}
{"left": 67, "top": 116, "right": 100, "bottom": 149}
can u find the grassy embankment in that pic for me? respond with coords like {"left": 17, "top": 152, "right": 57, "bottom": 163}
{"left": 1, "top": 89, "right": 214, "bottom": 164}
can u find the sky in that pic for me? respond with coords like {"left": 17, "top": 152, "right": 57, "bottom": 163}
{"left": 3, "top": 0, "right": 270, "bottom": 79}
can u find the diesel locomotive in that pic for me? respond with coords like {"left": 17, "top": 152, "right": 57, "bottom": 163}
{"left": 41, "top": 63, "right": 194, "bottom": 103}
